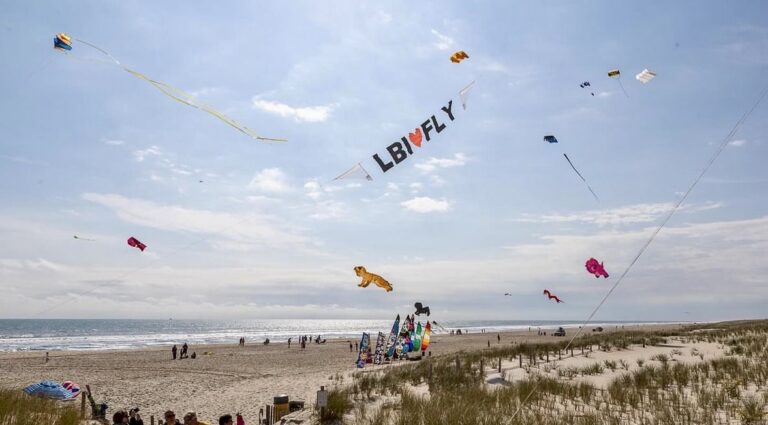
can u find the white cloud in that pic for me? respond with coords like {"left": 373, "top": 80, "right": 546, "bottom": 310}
{"left": 82, "top": 193, "right": 310, "bottom": 249}
{"left": 132, "top": 146, "right": 162, "bottom": 162}
{"left": 415, "top": 153, "right": 468, "bottom": 173}
{"left": 103, "top": 139, "right": 125, "bottom": 146}
{"left": 515, "top": 202, "right": 723, "bottom": 226}
{"left": 401, "top": 196, "right": 450, "bottom": 213}
{"left": 386, "top": 182, "right": 400, "bottom": 191}
{"left": 252, "top": 99, "right": 335, "bottom": 123}
{"left": 729, "top": 139, "right": 746, "bottom": 147}
{"left": 430, "top": 29, "right": 454, "bottom": 51}
{"left": 248, "top": 168, "right": 293, "bottom": 193}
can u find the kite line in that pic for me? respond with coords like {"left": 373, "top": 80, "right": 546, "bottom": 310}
{"left": 563, "top": 153, "right": 600, "bottom": 201}
{"left": 508, "top": 83, "right": 768, "bottom": 422}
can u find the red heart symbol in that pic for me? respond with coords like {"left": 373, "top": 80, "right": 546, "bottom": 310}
{"left": 408, "top": 128, "right": 423, "bottom": 147}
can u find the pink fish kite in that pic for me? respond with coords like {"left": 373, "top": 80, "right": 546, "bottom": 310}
{"left": 585, "top": 258, "right": 609, "bottom": 278}
{"left": 127, "top": 237, "right": 147, "bottom": 252}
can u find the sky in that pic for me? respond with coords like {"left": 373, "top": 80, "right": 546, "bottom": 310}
{"left": 1, "top": 1, "right": 767, "bottom": 321}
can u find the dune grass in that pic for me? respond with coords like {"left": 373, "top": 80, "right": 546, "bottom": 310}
{"left": 0, "top": 389, "right": 81, "bottom": 425}
{"left": 328, "top": 321, "right": 768, "bottom": 424}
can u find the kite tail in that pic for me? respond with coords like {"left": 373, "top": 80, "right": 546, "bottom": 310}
{"left": 616, "top": 78, "right": 629, "bottom": 98}
{"left": 66, "top": 38, "right": 287, "bottom": 143}
{"left": 563, "top": 153, "right": 599, "bottom": 201}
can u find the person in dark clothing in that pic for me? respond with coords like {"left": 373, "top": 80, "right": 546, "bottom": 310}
{"left": 164, "top": 410, "right": 182, "bottom": 425}
{"left": 497, "top": 333, "right": 501, "bottom": 343}
{"left": 349, "top": 341, "right": 353, "bottom": 352}
{"left": 172, "top": 345, "right": 178, "bottom": 360}
{"left": 113, "top": 410, "right": 129, "bottom": 424}
{"left": 129, "top": 408, "right": 144, "bottom": 425}
{"left": 181, "top": 342, "right": 188, "bottom": 359}
{"left": 219, "top": 414, "right": 233, "bottom": 425}
{"left": 355, "top": 341, "right": 358, "bottom": 351}
{"left": 288, "top": 337, "right": 292, "bottom": 348}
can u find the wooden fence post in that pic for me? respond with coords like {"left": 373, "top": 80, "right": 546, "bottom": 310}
{"left": 150, "top": 416, "right": 155, "bottom": 425}
{"left": 519, "top": 353, "right": 522, "bottom": 368}
{"left": 80, "top": 394, "right": 85, "bottom": 418}
{"left": 498, "top": 357, "right": 502, "bottom": 373}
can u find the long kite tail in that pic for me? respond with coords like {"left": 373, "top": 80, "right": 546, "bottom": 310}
{"left": 563, "top": 153, "right": 600, "bottom": 201}
{"left": 66, "top": 38, "right": 286, "bottom": 142}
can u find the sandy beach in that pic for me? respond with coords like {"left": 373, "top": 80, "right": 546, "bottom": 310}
{"left": 0, "top": 324, "right": 683, "bottom": 422}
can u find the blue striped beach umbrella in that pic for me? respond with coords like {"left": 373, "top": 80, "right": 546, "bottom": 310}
{"left": 23, "top": 380, "right": 76, "bottom": 400}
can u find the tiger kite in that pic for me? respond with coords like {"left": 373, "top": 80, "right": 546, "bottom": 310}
{"left": 354, "top": 266, "right": 393, "bottom": 292}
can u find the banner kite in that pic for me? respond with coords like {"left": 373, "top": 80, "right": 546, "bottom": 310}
{"left": 333, "top": 83, "right": 471, "bottom": 181}
{"left": 356, "top": 332, "right": 370, "bottom": 368}
{"left": 373, "top": 332, "right": 386, "bottom": 365}
{"left": 420, "top": 322, "right": 431, "bottom": 352}
{"left": 52, "top": 33, "right": 286, "bottom": 142}
{"left": 385, "top": 314, "right": 400, "bottom": 359}
{"left": 607, "top": 68, "right": 629, "bottom": 97}
{"left": 412, "top": 322, "right": 423, "bottom": 353}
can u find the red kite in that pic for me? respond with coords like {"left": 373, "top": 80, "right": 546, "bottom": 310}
{"left": 127, "top": 237, "right": 146, "bottom": 252}
{"left": 585, "top": 258, "right": 609, "bottom": 278}
{"left": 543, "top": 289, "right": 564, "bottom": 303}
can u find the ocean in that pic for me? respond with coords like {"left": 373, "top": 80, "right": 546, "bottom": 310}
{"left": 0, "top": 319, "right": 669, "bottom": 352}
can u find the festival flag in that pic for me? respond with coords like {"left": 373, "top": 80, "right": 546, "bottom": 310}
{"left": 356, "top": 332, "right": 370, "bottom": 368}
{"left": 373, "top": 332, "right": 386, "bottom": 365}
{"left": 385, "top": 314, "right": 401, "bottom": 359}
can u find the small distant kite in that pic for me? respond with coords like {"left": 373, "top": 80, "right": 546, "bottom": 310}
{"left": 635, "top": 69, "right": 657, "bottom": 84}
{"left": 127, "top": 237, "right": 147, "bottom": 252}
{"left": 53, "top": 33, "right": 72, "bottom": 51}
{"left": 333, "top": 163, "right": 373, "bottom": 181}
{"left": 52, "top": 33, "right": 286, "bottom": 142}
{"left": 450, "top": 51, "right": 469, "bottom": 63}
{"left": 545, "top": 135, "right": 599, "bottom": 201}
{"left": 504, "top": 293, "right": 512, "bottom": 296}
{"left": 543, "top": 289, "right": 564, "bottom": 304}
{"left": 354, "top": 266, "right": 392, "bottom": 292}
{"left": 414, "top": 302, "right": 431, "bottom": 316}
{"left": 607, "top": 69, "right": 629, "bottom": 97}
{"left": 585, "top": 258, "right": 609, "bottom": 278}
{"left": 579, "top": 81, "right": 594, "bottom": 96}
{"left": 459, "top": 80, "right": 475, "bottom": 110}
{"left": 73, "top": 235, "right": 95, "bottom": 242}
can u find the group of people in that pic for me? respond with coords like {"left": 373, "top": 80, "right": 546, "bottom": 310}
{"left": 112, "top": 409, "right": 245, "bottom": 425}
{"left": 171, "top": 343, "right": 195, "bottom": 360}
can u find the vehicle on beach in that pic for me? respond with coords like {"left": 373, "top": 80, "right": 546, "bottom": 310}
{"left": 553, "top": 327, "right": 566, "bottom": 337}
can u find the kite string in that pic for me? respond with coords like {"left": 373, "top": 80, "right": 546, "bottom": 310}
{"left": 617, "top": 78, "right": 629, "bottom": 98}
{"left": 507, "top": 82, "right": 768, "bottom": 422}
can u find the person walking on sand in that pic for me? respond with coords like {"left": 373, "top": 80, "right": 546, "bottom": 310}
{"left": 349, "top": 341, "right": 353, "bottom": 352}
{"left": 181, "top": 342, "right": 188, "bottom": 359}
{"left": 172, "top": 345, "right": 178, "bottom": 360}
{"left": 497, "top": 333, "right": 501, "bottom": 344}
{"left": 288, "top": 337, "right": 292, "bottom": 348}
{"left": 45, "top": 352, "right": 49, "bottom": 363}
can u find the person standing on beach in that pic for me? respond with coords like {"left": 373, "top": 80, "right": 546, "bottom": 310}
{"left": 355, "top": 341, "right": 358, "bottom": 352}
{"left": 181, "top": 342, "right": 188, "bottom": 359}
{"left": 172, "top": 345, "right": 177, "bottom": 360}
{"left": 45, "top": 352, "right": 49, "bottom": 363}
{"left": 349, "top": 341, "right": 353, "bottom": 352}
{"left": 497, "top": 333, "right": 501, "bottom": 344}
{"left": 288, "top": 337, "right": 292, "bottom": 348}
{"left": 129, "top": 408, "right": 144, "bottom": 425}
{"left": 183, "top": 412, "right": 209, "bottom": 425}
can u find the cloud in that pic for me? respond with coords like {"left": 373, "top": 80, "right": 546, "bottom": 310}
{"left": 514, "top": 202, "right": 723, "bottom": 226}
{"left": 414, "top": 153, "right": 468, "bottom": 173}
{"left": 728, "top": 139, "right": 746, "bottom": 147}
{"left": 401, "top": 197, "right": 450, "bottom": 213}
{"left": 103, "top": 139, "right": 125, "bottom": 146}
{"left": 82, "top": 193, "right": 310, "bottom": 249}
{"left": 248, "top": 168, "right": 293, "bottom": 193}
{"left": 252, "top": 99, "right": 335, "bottom": 123}
{"left": 132, "top": 146, "right": 162, "bottom": 162}
{"left": 430, "top": 29, "right": 454, "bottom": 51}
{"left": 0, "top": 155, "right": 48, "bottom": 166}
